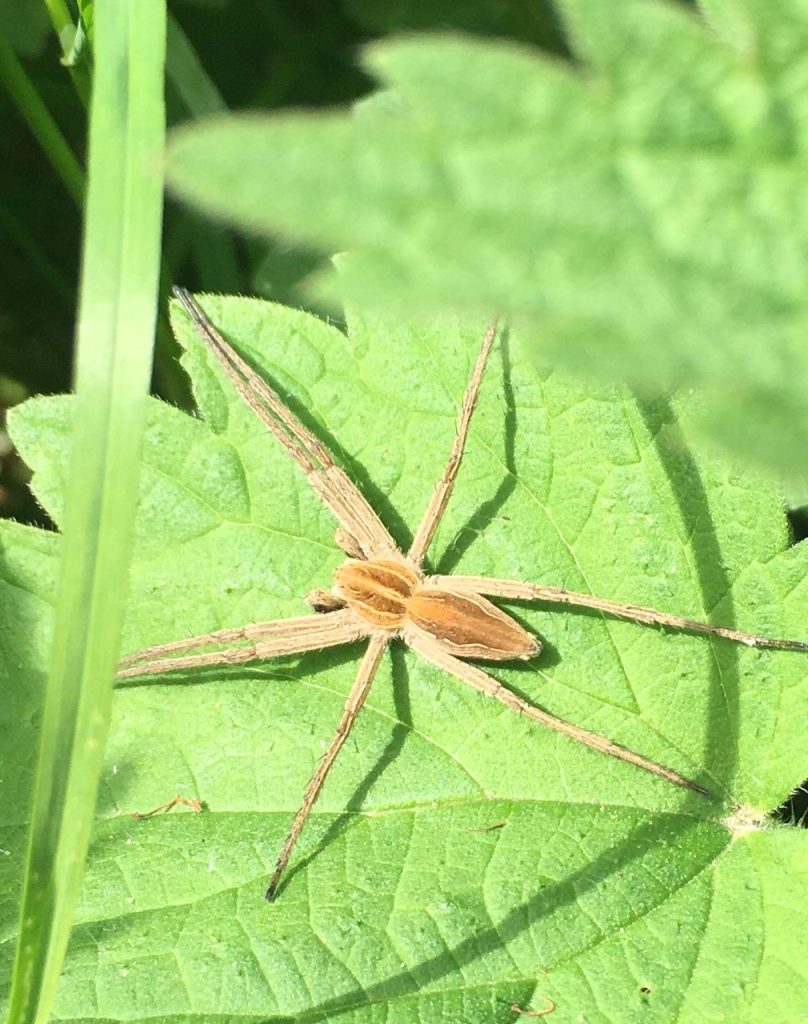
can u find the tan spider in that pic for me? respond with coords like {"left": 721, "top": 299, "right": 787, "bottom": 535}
{"left": 119, "top": 289, "right": 808, "bottom": 900}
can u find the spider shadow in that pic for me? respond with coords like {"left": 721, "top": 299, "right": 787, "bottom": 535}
{"left": 425, "top": 368, "right": 737, "bottom": 792}
{"left": 432, "top": 325, "right": 517, "bottom": 575}
{"left": 487, "top": 393, "right": 741, "bottom": 793}
{"left": 107, "top": 643, "right": 365, "bottom": 817}
{"left": 120, "top": 332, "right": 731, "bottom": 993}
{"left": 490, "top": 599, "right": 563, "bottom": 671}
{"left": 275, "top": 642, "right": 414, "bottom": 897}
{"left": 93, "top": 385, "right": 736, "bottom": 1019}
{"left": 111, "top": 640, "right": 403, "bottom": 838}
{"left": 115, "top": 638, "right": 417, "bottom": 902}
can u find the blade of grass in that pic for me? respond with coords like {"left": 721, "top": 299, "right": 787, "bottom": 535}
{"left": 153, "top": 12, "right": 241, "bottom": 407}
{"left": 6, "top": 2, "right": 165, "bottom": 1023}
{"left": 0, "top": 30, "right": 84, "bottom": 206}
{"left": 165, "top": 13, "right": 241, "bottom": 293}
{"left": 166, "top": 13, "right": 225, "bottom": 117}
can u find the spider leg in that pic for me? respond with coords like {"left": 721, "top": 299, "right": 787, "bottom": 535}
{"left": 511, "top": 995, "right": 557, "bottom": 1018}
{"left": 132, "top": 795, "right": 203, "bottom": 819}
{"left": 117, "top": 609, "right": 366, "bottom": 679}
{"left": 305, "top": 588, "right": 347, "bottom": 613}
{"left": 334, "top": 527, "right": 367, "bottom": 559}
{"left": 265, "top": 632, "right": 389, "bottom": 900}
{"left": 404, "top": 627, "right": 709, "bottom": 795}
{"left": 428, "top": 575, "right": 808, "bottom": 652}
{"left": 173, "top": 288, "right": 398, "bottom": 561}
{"left": 408, "top": 319, "right": 499, "bottom": 566}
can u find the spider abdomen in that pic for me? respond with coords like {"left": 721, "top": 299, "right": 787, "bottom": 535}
{"left": 407, "top": 588, "right": 541, "bottom": 661}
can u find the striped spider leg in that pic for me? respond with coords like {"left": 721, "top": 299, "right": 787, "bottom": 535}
{"left": 120, "top": 291, "right": 808, "bottom": 900}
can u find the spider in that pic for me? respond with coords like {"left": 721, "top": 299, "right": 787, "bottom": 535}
{"left": 119, "top": 289, "right": 808, "bottom": 900}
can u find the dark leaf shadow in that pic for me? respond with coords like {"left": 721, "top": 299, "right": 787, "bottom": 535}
{"left": 286, "top": 813, "right": 723, "bottom": 1024}
{"left": 635, "top": 395, "right": 739, "bottom": 794}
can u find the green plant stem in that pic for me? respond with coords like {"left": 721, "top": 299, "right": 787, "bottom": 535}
{"left": 5, "top": 2, "right": 166, "bottom": 1022}
{"left": 42, "top": 0, "right": 92, "bottom": 103}
{"left": 165, "top": 12, "right": 242, "bottom": 295}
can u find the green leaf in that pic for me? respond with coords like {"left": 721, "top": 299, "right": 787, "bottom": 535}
{"left": 165, "top": 0, "right": 808, "bottom": 474}
{"left": 4, "top": 296, "right": 808, "bottom": 1022}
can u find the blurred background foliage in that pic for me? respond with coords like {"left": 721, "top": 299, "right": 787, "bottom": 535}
{"left": 3, "top": 0, "right": 807, "bottom": 536}
{"left": 0, "top": 0, "right": 564, "bottom": 525}
{"left": 4, "top": 0, "right": 808, "bottom": 577}
{"left": 6, "top": 0, "right": 807, "bottom": 513}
